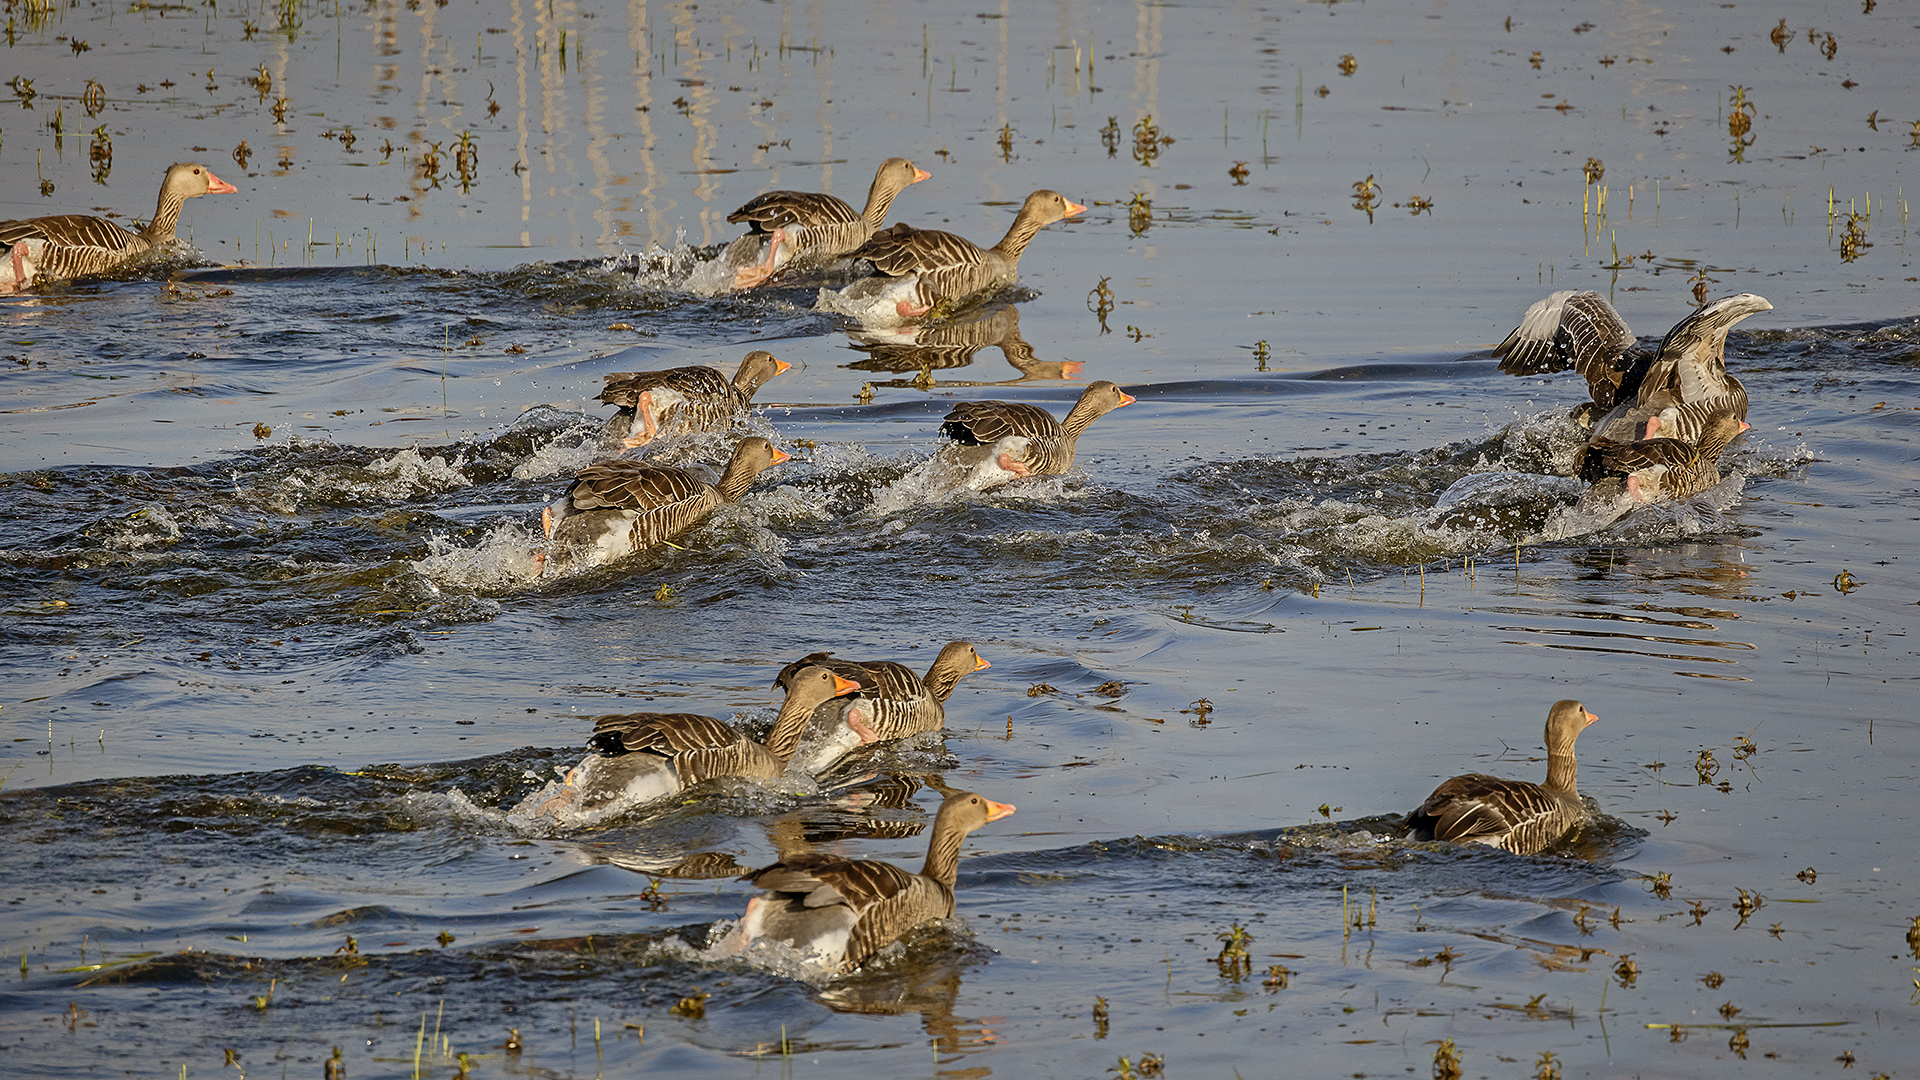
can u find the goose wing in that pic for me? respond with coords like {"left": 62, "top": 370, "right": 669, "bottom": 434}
{"left": 727, "top": 190, "right": 861, "bottom": 232}
{"left": 1493, "top": 291, "right": 1638, "bottom": 407}
{"left": 747, "top": 854, "right": 920, "bottom": 911}
{"left": 587, "top": 712, "right": 743, "bottom": 756}
{"left": 598, "top": 366, "right": 731, "bottom": 409}
{"left": 0, "top": 214, "right": 141, "bottom": 253}
{"left": 855, "top": 223, "right": 987, "bottom": 278}
{"left": 939, "top": 400, "right": 1061, "bottom": 445}
{"left": 561, "top": 461, "right": 707, "bottom": 513}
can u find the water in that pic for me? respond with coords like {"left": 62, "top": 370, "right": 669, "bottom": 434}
{"left": 4, "top": 0, "right": 1919, "bottom": 1076}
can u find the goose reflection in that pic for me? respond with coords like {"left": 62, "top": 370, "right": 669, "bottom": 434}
{"left": 843, "top": 303, "right": 1082, "bottom": 385}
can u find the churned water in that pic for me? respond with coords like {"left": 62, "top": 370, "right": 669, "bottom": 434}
{"left": 2, "top": 0, "right": 1917, "bottom": 1077}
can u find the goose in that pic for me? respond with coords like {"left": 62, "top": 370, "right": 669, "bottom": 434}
{"left": 1404, "top": 700, "right": 1598, "bottom": 855}
{"left": 597, "top": 350, "right": 791, "bottom": 449}
{"left": 935, "top": 380, "right": 1134, "bottom": 482}
{"left": 1, "top": 237, "right": 45, "bottom": 294}
{"left": 837, "top": 189, "right": 1086, "bottom": 320}
{"left": 1574, "top": 410, "right": 1749, "bottom": 502}
{"left": 726, "top": 157, "right": 931, "bottom": 288}
{"left": 540, "top": 436, "right": 789, "bottom": 571}
{"left": 724, "top": 788, "right": 1015, "bottom": 971}
{"left": 776, "top": 641, "right": 991, "bottom": 773}
{"left": 1492, "top": 292, "right": 1771, "bottom": 438}
{"left": 0, "top": 162, "right": 238, "bottom": 289}
{"left": 534, "top": 666, "right": 864, "bottom": 818}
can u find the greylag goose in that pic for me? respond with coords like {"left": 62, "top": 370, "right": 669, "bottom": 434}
{"left": 1493, "top": 292, "right": 1771, "bottom": 438}
{"left": 776, "top": 641, "right": 991, "bottom": 773}
{"left": 726, "top": 158, "right": 932, "bottom": 288}
{"left": 597, "top": 350, "right": 790, "bottom": 448}
{"left": 725, "top": 788, "right": 1015, "bottom": 971}
{"left": 0, "top": 162, "right": 238, "bottom": 290}
{"left": 540, "top": 436, "right": 789, "bottom": 570}
{"left": 936, "top": 380, "right": 1134, "bottom": 481}
{"left": 1403, "top": 700, "right": 1598, "bottom": 855}
{"left": 839, "top": 189, "right": 1086, "bottom": 320}
{"left": 535, "top": 666, "right": 863, "bottom": 818}
{"left": 1574, "top": 410, "right": 1749, "bottom": 502}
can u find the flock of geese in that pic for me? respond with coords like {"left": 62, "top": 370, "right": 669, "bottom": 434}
{"left": 3, "top": 157, "right": 1774, "bottom": 975}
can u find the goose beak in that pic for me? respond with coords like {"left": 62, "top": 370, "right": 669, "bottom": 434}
{"left": 1584, "top": 710, "right": 1599, "bottom": 726}
{"left": 912, "top": 167, "right": 932, "bottom": 183}
{"left": 983, "top": 798, "right": 1017, "bottom": 822}
{"left": 773, "top": 357, "right": 793, "bottom": 375}
{"left": 1117, "top": 391, "right": 1137, "bottom": 407}
{"left": 770, "top": 446, "right": 794, "bottom": 466}
{"left": 203, "top": 169, "right": 240, "bottom": 195}
{"left": 973, "top": 655, "right": 991, "bottom": 671}
{"left": 1063, "top": 199, "right": 1088, "bottom": 217}
{"left": 1060, "top": 360, "right": 1084, "bottom": 379}
{"left": 830, "top": 673, "right": 863, "bottom": 696}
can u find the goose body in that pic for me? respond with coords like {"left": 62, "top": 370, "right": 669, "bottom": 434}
{"left": 1404, "top": 700, "right": 1598, "bottom": 855}
{"left": 597, "top": 350, "right": 790, "bottom": 449}
{"left": 935, "top": 380, "right": 1135, "bottom": 482}
{"left": 777, "top": 641, "right": 991, "bottom": 773}
{"left": 837, "top": 189, "right": 1086, "bottom": 320}
{"left": 726, "top": 158, "right": 931, "bottom": 288}
{"left": 726, "top": 789, "right": 1015, "bottom": 971}
{"left": 540, "top": 436, "right": 789, "bottom": 571}
{"left": 1493, "top": 292, "right": 1771, "bottom": 439}
{"left": 0, "top": 162, "right": 237, "bottom": 289}
{"left": 1574, "top": 410, "right": 1749, "bottom": 502}
{"left": 535, "top": 666, "right": 863, "bottom": 819}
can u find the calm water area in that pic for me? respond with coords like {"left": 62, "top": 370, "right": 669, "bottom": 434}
{"left": 2, "top": 0, "right": 1918, "bottom": 1076}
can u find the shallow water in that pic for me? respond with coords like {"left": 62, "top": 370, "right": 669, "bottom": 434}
{"left": 3, "top": 0, "right": 1919, "bottom": 1077}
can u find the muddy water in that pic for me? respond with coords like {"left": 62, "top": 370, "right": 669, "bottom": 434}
{"left": 3, "top": 0, "right": 1918, "bottom": 1077}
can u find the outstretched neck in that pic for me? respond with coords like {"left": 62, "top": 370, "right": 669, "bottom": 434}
{"left": 988, "top": 212, "right": 1047, "bottom": 265}
{"left": 715, "top": 458, "right": 761, "bottom": 503}
{"left": 862, "top": 180, "right": 903, "bottom": 230}
{"left": 919, "top": 811, "right": 968, "bottom": 887}
{"left": 1060, "top": 398, "right": 1106, "bottom": 439}
{"left": 1544, "top": 748, "right": 1578, "bottom": 793}
{"left": 922, "top": 658, "right": 966, "bottom": 703}
{"left": 141, "top": 186, "right": 186, "bottom": 246}
{"left": 761, "top": 691, "right": 817, "bottom": 768}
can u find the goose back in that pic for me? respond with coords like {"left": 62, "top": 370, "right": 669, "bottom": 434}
{"left": 1403, "top": 700, "right": 1596, "bottom": 855}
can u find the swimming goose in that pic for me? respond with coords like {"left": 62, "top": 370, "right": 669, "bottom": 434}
{"left": 726, "top": 158, "right": 931, "bottom": 288}
{"left": 777, "top": 641, "right": 991, "bottom": 773}
{"left": 541, "top": 436, "right": 789, "bottom": 570}
{"left": 0, "top": 162, "right": 238, "bottom": 289}
{"left": 935, "top": 380, "right": 1134, "bottom": 481}
{"left": 1404, "top": 700, "right": 1598, "bottom": 855}
{"left": 597, "top": 350, "right": 790, "bottom": 449}
{"left": 839, "top": 189, "right": 1086, "bottom": 320}
{"left": 536, "top": 666, "right": 863, "bottom": 817}
{"left": 725, "top": 788, "right": 1015, "bottom": 971}
{"left": 1493, "top": 292, "right": 1771, "bottom": 437}
{"left": 1575, "top": 410, "right": 1749, "bottom": 502}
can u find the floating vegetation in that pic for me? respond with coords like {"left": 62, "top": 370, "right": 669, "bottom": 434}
{"left": 1338, "top": 53, "right": 1357, "bottom": 76}
{"left": 1126, "top": 193, "right": 1152, "bottom": 236}
{"left": 88, "top": 126, "right": 111, "bottom": 184}
{"left": 1214, "top": 922, "right": 1252, "bottom": 980}
{"left": 1132, "top": 115, "right": 1172, "bottom": 165}
{"left": 1771, "top": 18, "right": 1790, "bottom": 51}
{"left": 1352, "top": 174, "right": 1381, "bottom": 222}
{"left": 1433, "top": 1037, "right": 1462, "bottom": 1080}
{"left": 1099, "top": 116, "right": 1121, "bottom": 156}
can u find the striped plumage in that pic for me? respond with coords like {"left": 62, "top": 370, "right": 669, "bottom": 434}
{"left": 936, "top": 380, "right": 1135, "bottom": 481}
{"left": 776, "top": 641, "right": 991, "bottom": 773}
{"left": 841, "top": 189, "right": 1086, "bottom": 319}
{"left": 597, "top": 350, "right": 790, "bottom": 449}
{"left": 1493, "top": 292, "right": 1770, "bottom": 439}
{"left": 845, "top": 304, "right": 1084, "bottom": 381}
{"left": 540, "top": 436, "right": 789, "bottom": 571}
{"left": 535, "top": 666, "right": 862, "bottom": 817}
{"left": 726, "top": 788, "right": 1015, "bottom": 971}
{"left": 0, "top": 162, "right": 237, "bottom": 290}
{"left": 726, "top": 157, "right": 931, "bottom": 288}
{"left": 1574, "top": 410, "right": 1749, "bottom": 501}
{"left": 1404, "top": 700, "right": 1598, "bottom": 856}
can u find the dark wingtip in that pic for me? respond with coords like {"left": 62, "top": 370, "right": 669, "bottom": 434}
{"left": 940, "top": 419, "right": 985, "bottom": 445}
{"left": 587, "top": 730, "right": 628, "bottom": 756}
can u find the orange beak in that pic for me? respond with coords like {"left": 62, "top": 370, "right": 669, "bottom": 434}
{"left": 1116, "top": 391, "right": 1137, "bottom": 407}
{"left": 1063, "top": 199, "right": 1088, "bottom": 217}
{"left": 770, "top": 446, "right": 794, "bottom": 466}
{"left": 1583, "top": 710, "right": 1599, "bottom": 726}
{"left": 772, "top": 357, "right": 793, "bottom": 375}
{"left": 203, "top": 169, "right": 240, "bottom": 195}
{"left": 973, "top": 655, "right": 991, "bottom": 671}
{"left": 982, "top": 798, "right": 1017, "bottom": 822}
{"left": 912, "top": 167, "right": 932, "bottom": 183}
{"left": 1060, "top": 360, "right": 1084, "bottom": 379}
{"left": 831, "top": 673, "right": 863, "bottom": 697}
